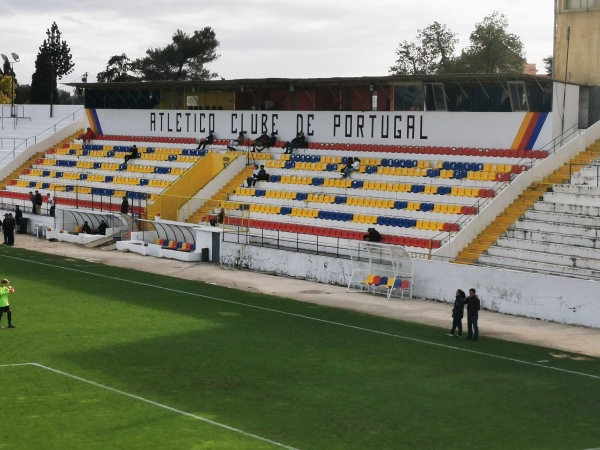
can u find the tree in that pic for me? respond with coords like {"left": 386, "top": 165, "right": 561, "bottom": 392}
{"left": 453, "top": 12, "right": 525, "bottom": 74}
{"left": 132, "top": 28, "right": 220, "bottom": 81}
{"left": 97, "top": 54, "right": 138, "bottom": 82}
{"left": 30, "top": 48, "right": 56, "bottom": 104}
{"left": 30, "top": 22, "right": 74, "bottom": 104}
{"left": 0, "top": 75, "right": 13, "bottom": 105}
{"left": 390, "top": 22, "right": 458, "bottom": 75}
{"left": 543, "top": 55, "right": 553, "bottom": 76}
{"left": 1, "top": 59, "right": 17, "bottom": 106}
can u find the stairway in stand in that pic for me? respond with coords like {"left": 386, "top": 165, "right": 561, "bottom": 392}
{"left": 187, "top": 165, "right": 255, "bottom": 224}
{"left": 453, "top": 140, "right": 600, "bottom": 265}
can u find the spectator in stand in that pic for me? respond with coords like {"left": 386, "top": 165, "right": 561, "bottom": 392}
{"left": 283, "top": 131, "right": 307, "bottom": 154}
{"left": 256, "top": 165, "right": 269, "bottom": 182}
{"left": 34, "top": 191, "right": 43, "bottom": 215}
{"left": 80, "top": 127, "right": 96, "bottom": 144}
{"left": 47, "top": 193, "right": 55, "bottom": 217}
{"left": 247, "top": 164, "right": 260, "bottom": 187}
{"left": 341, "top": 157, "right": 353, "bottom": 177}
{"left": 227, "top": 131, "right": 245, "bottom": 150}
{"left": 197, "top": 132, "right": 214, "bottom": 150}
{"left": 124, "top": 145, "right": 139, "bottom": 164}
{"left": 120, "top": 197, "right": 129, "bottom": 214}
{"left": 252, "top": 133, "right": 270, "bottom": 152}
{"left": 342, "top": 157, "right": 360, "bottom": 178}
{"left": 217, "top": 208, "right": 225, "bottom": 224}
{"left": 363, "top": 227, "right": 382, "bottom": 242}
{"left": 266, "top": 132, "right": 277, "bottom": 148}
{"left": 29, "top": 191, "right": 36, "bottom": 215}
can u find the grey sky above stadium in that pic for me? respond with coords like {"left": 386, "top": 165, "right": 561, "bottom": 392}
{"left": 1, "top": 0, "right": 554, "bottom": 88}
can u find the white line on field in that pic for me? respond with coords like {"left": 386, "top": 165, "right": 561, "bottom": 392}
{"left": 0, "top": 362, "right": 298, "bottom": 450}
{"left": 5, "top": 253, "right": 600, "bottom": 381}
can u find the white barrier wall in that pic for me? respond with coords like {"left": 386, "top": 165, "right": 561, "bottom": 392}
{"left": 92, "top": 109, "right": 553, "bottom": 150}
{"left": 221, "top": 242, "right": 600, "bottom": 328}
{"left": 412, "top": 259, "right": 600, "bottom": 328}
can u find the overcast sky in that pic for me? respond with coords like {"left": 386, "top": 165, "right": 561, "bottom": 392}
{"left": 1, "top": 0, "right": 554, "bottom": 89}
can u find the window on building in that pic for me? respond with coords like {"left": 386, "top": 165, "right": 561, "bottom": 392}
{"left": 393, "top": 84, "right": 424, "bottom": 111}
{"left": 423, "top": 83, "right": 447, "bottom": 111}
{"left": 508, "top": 82, "right": 529, "bottom": 112}
{"left": 565, "top": 0, "right": 600, "bottom": 10}
{"left": 371, "top": 91, "right": 378, "bottom": 111}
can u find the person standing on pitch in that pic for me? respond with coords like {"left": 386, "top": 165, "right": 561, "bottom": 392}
{"left": 0, "top": 279, "right": 16, "bottom": 328}
{"left": 464, "top": 288, "right": 481, "bottom": 340}
{"left": 447, "top": 289, "right": 466, "bottom": 337}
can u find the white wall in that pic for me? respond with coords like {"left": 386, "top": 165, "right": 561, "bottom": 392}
{"left": 551, "top": 82, "right": 581, "bottom": 145}
{"left": 221, "top": 241, "right": 600, "bottom": 328}
{"left": 93, "top": 109, "right": 553, "bottom": 149}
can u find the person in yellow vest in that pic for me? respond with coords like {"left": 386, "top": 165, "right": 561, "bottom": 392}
{"left": 0, "top": 279, "right": 16, "bottom": 328}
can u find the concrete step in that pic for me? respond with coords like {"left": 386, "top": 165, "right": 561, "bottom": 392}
{"left": 513, "top": 218, "right": 600, "bottom": 238}
{"left": 523, "top": 209, "right": 599, "bottom": 227}
{"left": 484, "top": 246, "right": 600, "bottom": 273}
{"left": 496, "top": 236, "right": 600, "bottom": 258}
{"left": 477, "top": 254, "right": 600, "bottom": 281}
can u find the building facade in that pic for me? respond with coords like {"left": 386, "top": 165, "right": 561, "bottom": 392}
{"left": 554, "top": 0, "right": 600, "bottom": 86}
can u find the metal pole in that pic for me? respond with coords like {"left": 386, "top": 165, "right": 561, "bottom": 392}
{"left": 10, "top": 69, "right": 15, "bottom": 117}
{"left": 560, "top": 26, "right": 571, "bottom": 146}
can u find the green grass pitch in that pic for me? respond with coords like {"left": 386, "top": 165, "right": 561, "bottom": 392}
{"left": 0, "top": 246, "right": 599, "bottom": 449}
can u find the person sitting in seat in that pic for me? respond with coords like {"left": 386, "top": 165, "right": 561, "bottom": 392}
{"left": 363, "top": 227, "right": 382, "bottom": 242}
{"left": 283, "top": 131, "right": 307, "bottom": 154}
{"left": 81, "top": 221, "right": 92, "bottom": 234}
{"left": 227, "top": 131, "right": 245, "bottom": 150}
{"left": 256, "top": 165, "right": 269, "bottom": 182}
{"left": 252, "top": 133, "right": 270, "bottom": 152}
{"left": 97, "top": 220, "right": 108, "bottom": 236}
{"left": 197, "top": 132, "right": 214, "bottom": 150}
{"left": 248, "top": 164, "right": 260, "bottom": 187}
{"left": 266, "top": 132, "right": 277, "bottom": 148}
{"left": 80, "top": 127, "right": 96, "bottom": 144}
{"left": 124, "top": 145, "right": 139, "bottom": 164}
{"left": 342, "top": 157, "right": 360, "bottom": 179}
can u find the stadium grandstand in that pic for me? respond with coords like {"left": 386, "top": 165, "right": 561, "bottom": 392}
{"left": 1, "top": 70, "right": 599, "bottom": 328}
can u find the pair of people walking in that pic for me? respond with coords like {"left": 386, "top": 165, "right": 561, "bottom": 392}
{"left": 447, "top": 288, "right": 480, "bottom": 340}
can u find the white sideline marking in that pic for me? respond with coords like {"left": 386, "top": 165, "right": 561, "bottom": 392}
{"left": 0, "top": 362, "right": 298, "bottom": 450}
{"left": 5, "top": 253, "right": 600, "bottom": 381}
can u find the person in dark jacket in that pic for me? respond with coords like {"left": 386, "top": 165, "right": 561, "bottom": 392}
{"left": 465, "top": 288, "right": 481, "bottom": 340}
{"left": 14, "top": 206, "right": 22, "bottom": 226}
{"left": 197, "top": 132, "right": 214, "bottom": 150}
{"left": 447, "top": 289, "right": 466, "bottom": 337}
{"left": 282, "top": 131, "right": 306, "bottom": 154}
{"left": 1, "top": 214, "right": 7, "bottom": 244}
{"left": 97, "top": 220, "right": 108, "bottom": 236}
{"left": 363, "top": 227, "right": 382, "bottom": 242}
{"left": 120, "top": 197, "right": 129, "bottom": 214}
{"left": 124, "top": 145, "right": 139, "bottom": 164}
